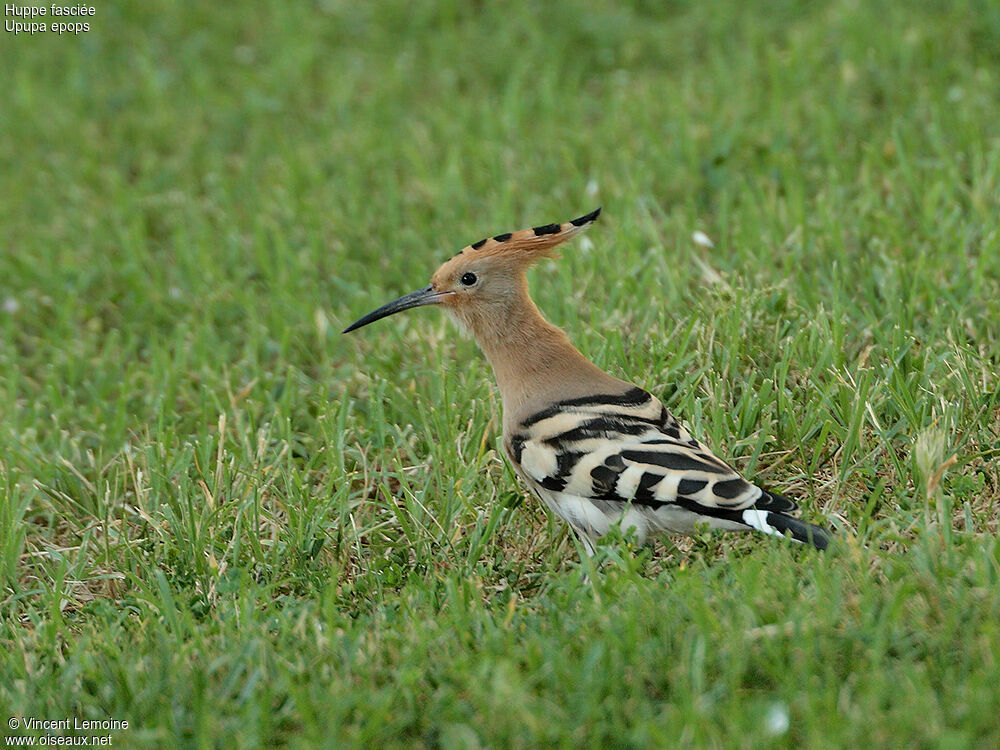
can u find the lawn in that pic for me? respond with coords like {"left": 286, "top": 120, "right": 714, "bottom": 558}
{"left": 2, "top": 0, "right": 1000, "bottom": 747}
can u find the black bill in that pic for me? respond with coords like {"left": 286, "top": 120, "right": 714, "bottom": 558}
{"left": 342, "top": 285, "right": 451, "bottom": 333}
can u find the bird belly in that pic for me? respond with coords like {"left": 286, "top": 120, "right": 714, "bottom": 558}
{"left": 507, "top": 452, "right": 651, "bottom": 545}
{"left": 648, "top": 505, "right": 748, "bottom": 535}
{"left": 534, "top": 489, "right": 651, "bottom": 545}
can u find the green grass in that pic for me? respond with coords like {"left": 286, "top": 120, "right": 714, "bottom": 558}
{"left": 2, "top": 0, "right": 1000, "bottom": 746}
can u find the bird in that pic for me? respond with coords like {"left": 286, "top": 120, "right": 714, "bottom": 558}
{"left": 344, "top": 208, "right": 831, "bottom": 554}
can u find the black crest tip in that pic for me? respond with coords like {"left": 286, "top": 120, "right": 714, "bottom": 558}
{"left": 570, "top": 207, "right": 602, "bottom": 227}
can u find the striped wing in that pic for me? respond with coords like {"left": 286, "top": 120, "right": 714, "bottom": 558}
{"left": 506, "top": 387, "right": 797, "bottom": 514}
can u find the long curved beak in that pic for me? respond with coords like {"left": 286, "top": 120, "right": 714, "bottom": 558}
{"left": 342, "top": 285, "right": 451, "bottom": 333}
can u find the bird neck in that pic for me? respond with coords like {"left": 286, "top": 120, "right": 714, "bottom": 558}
{"left": 469, "top": 286, "right": 626, "bottom": 432}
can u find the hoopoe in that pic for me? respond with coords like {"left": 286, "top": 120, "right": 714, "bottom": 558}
{"left": 344, "top": 209, "right": 831, "bottom": 554}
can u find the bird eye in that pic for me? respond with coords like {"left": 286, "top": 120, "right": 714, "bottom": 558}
{"left": 460, "top": 272, "right": 478, "bottom": 286}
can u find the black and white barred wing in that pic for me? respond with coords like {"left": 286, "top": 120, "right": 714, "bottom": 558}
{"left": 508, "top": 387, "right": 797, "bottom": 514}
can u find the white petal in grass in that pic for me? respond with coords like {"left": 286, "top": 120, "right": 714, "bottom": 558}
{"left": 586, "top": 179, "right": 599, "bottom": 197}
{"left": 2, "top": 297, "right": 19, "bottom": 314}
{"left": 314, "top": 307, "right": 329, "bottom": 338}
{"left": 691, "top": 230, "right": 714, "bottom": 248}
{"left": 764, "top": 702, "right": 790, "bottom": 736}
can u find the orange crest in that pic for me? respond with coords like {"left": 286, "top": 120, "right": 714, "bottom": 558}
{"left": 453, "top": 207, "right": 601, "bottom": 266}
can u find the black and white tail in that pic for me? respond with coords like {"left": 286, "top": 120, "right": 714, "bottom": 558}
{"left": 740, "top": 508, "right": 831, "bottom": 550}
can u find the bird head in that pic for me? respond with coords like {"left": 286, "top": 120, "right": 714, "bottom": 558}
{"left": 342, "top": 208, "right": 601, "bottom": 336}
